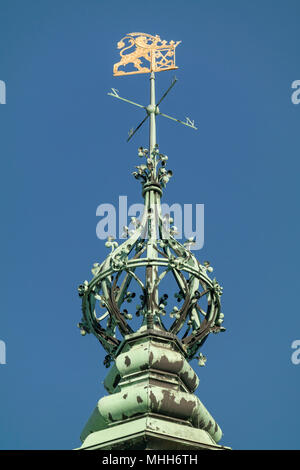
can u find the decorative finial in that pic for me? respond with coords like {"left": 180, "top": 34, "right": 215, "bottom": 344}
{"left": 77, "top": 34, "right": 224, "bottom": 365}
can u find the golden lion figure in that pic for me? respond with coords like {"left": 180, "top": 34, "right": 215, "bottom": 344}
{"left": 113, "top": 33, "right": 181, "bottom": 76}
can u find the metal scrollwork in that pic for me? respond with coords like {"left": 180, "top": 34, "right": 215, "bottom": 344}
{"left": 77, "top": 146, "right": 225, "bottom": 362}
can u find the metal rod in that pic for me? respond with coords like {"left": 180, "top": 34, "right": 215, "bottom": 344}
{"left": 156, "top": 76, "right": 177, "bottom": 107}
{"left": 127, "top": 115, "right": 149, "bottom": 142}
{"left": 159, "top": 112, "right": 197, "bottom": 130}
{"left": 107, "top": 91, "right": 146, "bottom": 110}
{"left": 149, "top": 72, "right": 156, "bottom": 154}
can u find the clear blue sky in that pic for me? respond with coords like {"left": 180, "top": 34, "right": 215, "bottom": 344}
{"left": 0, "top": 0, "right": 299, "bottom": 450}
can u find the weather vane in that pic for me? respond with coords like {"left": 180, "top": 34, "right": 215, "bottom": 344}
{"left": 108, "top": 32, "right": 197, "bottom": 144}
{"left": 113, "top": 32, "right": 181, "bottom": 76}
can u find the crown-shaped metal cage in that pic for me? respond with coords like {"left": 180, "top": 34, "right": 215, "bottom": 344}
{"left": 78, "top": 145, "right": 225, "bottom": 367}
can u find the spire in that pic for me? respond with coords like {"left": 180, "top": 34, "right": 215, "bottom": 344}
{"left": 76, "top": 33, "right": 228, "bottom": 451}
{"left": 149, "top": 72, "right": 157, "bottom": 154}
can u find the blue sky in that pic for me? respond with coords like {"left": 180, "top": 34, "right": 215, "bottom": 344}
{"left": 0, "top": 0, "right": 299, "bottom": 450}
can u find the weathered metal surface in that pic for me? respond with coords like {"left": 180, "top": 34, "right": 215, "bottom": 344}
{"left": 79, "top": 416, "right": 228, "bottom": 451}
{"left": 81, "top": 329, "right": 222, "bottom": 446}
{"left": 103, "top": 363, "right": 121, "bottom": 394}
{"left": 97, "top": 384, "right": 221, "bottom": 443}
{"left": 115, "top": 341, "right": 199, "bottom": 392}
{"left": 80, "top": 405, "right": 107, "bottom": 443}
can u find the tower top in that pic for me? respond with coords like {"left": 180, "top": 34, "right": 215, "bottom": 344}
{"left": 77, "top": 33, "right": 229, "bottom": 451}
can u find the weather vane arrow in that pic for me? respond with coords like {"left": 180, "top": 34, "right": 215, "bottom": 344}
{"left": 107, "top": 32, "right": 197, "bottom": 145}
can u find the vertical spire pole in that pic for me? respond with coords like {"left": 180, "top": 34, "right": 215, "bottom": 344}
{"left": 145, "top": 71, "right": 159, "bottom": 329}
{"left": 149, "top": 71, "right": 156, "bottom": 155}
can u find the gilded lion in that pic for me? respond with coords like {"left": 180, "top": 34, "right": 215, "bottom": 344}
{"left": 113, "top": 33, "right": 181, "bottom": 76}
